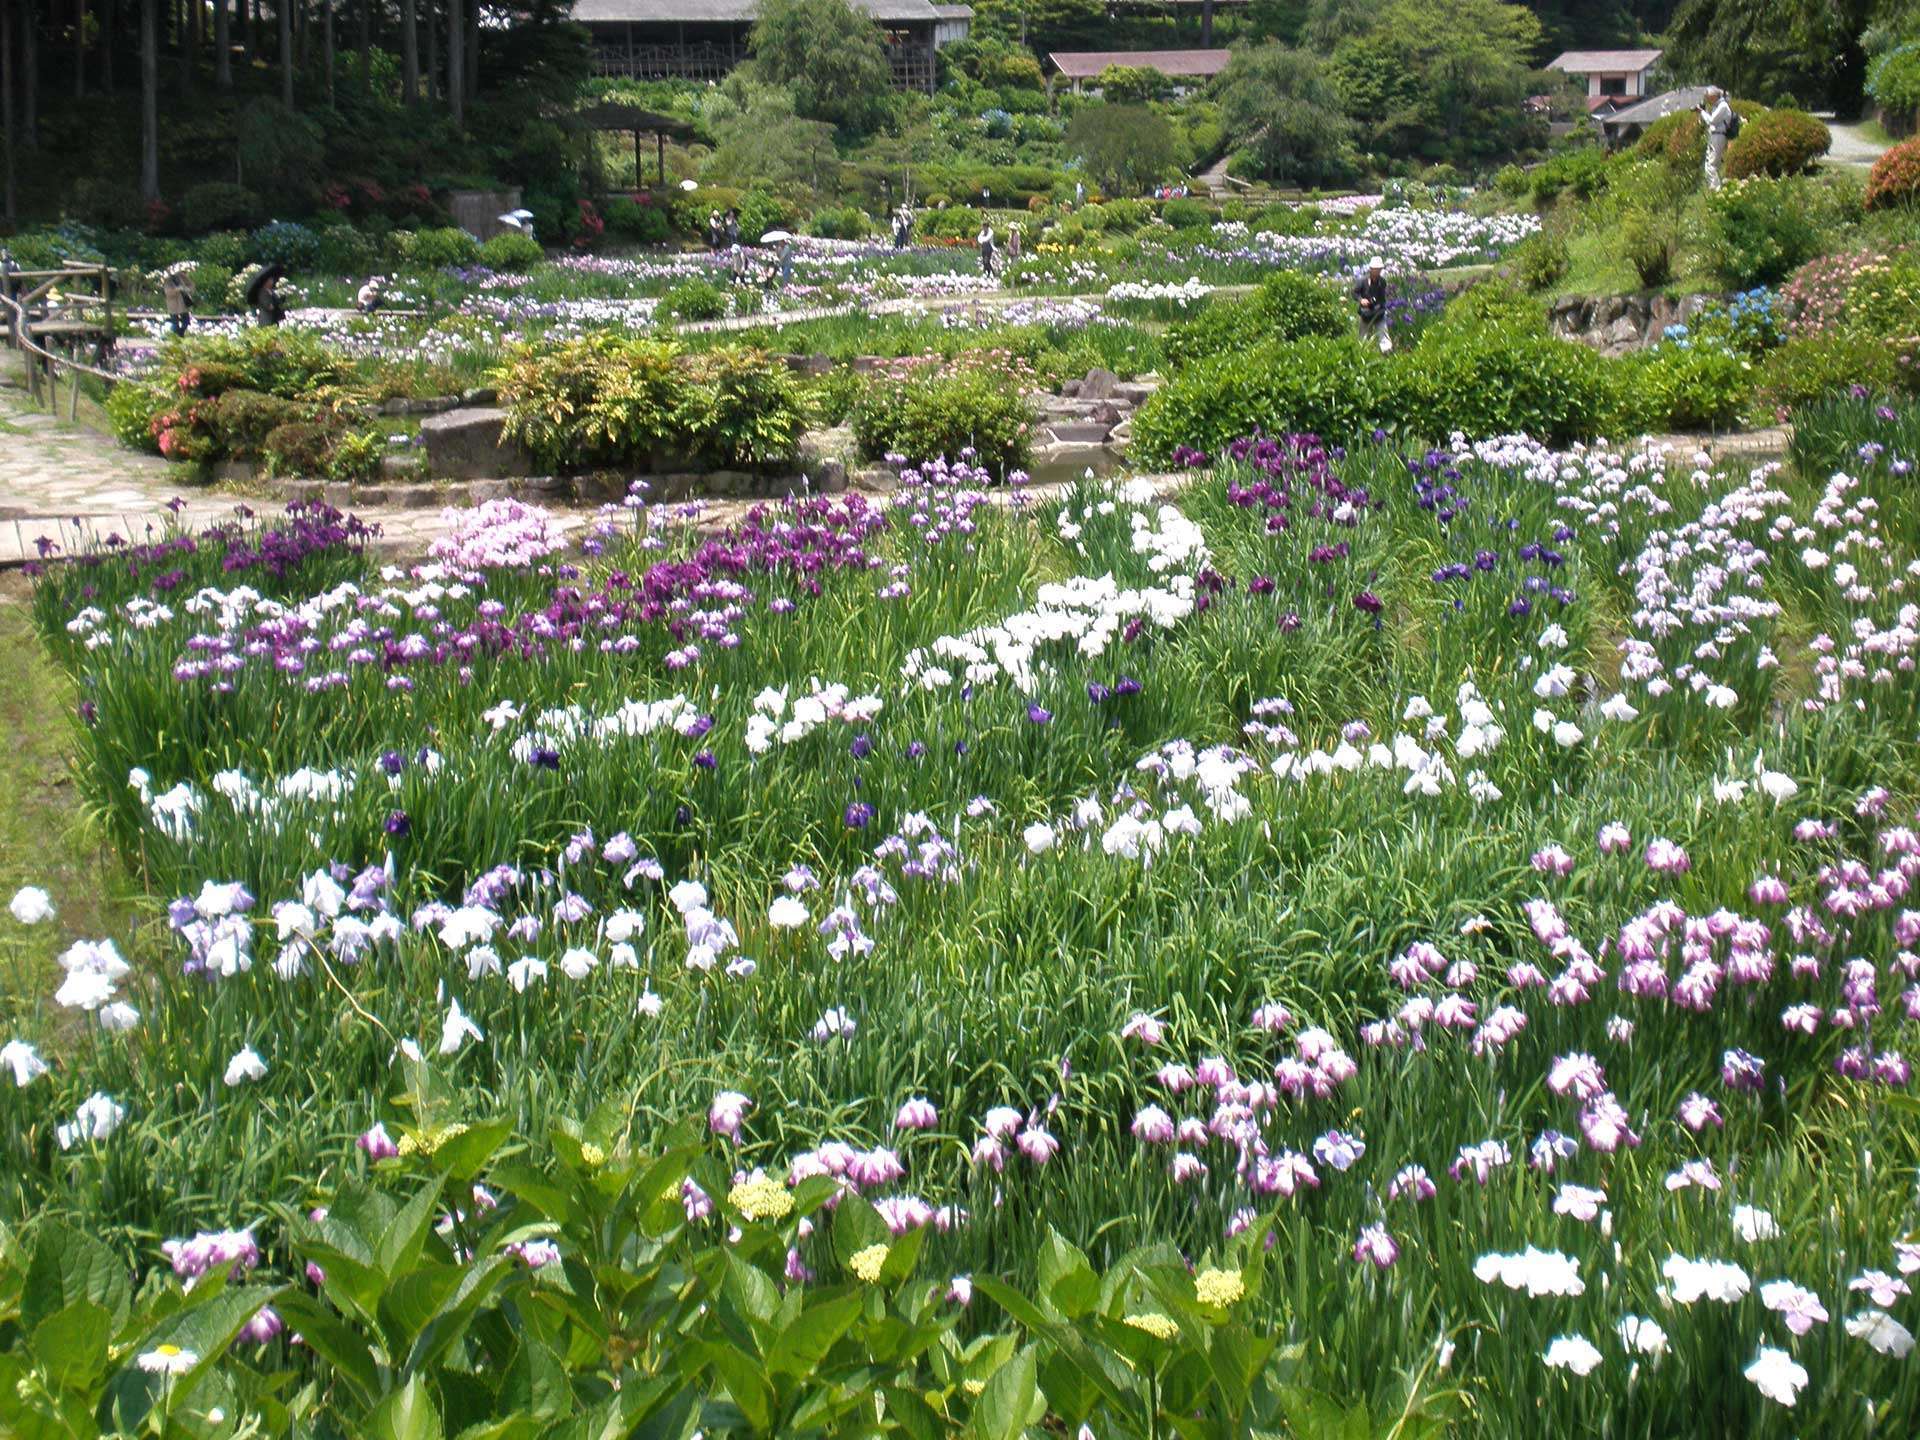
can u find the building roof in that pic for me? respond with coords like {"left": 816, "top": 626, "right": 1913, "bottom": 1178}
{"left": 572, "top": 0, "right": 940, "bottom": 23}
{"left": 1602, "top": 85, "right": 1710, "bottom": 128}
{"left": 1048, "top": 48, "right": 1232, "bottom": 81}
{"left": 1546, "top": 48, "right": 1663, "bottom": 75}
{"left": 930, "top": 4, "right": 972, "bottom": 15}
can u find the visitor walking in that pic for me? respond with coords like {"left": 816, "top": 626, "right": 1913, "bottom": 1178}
{"left": 1074, "top": 179, "right": 1085, "bottom": 208}
{"left": 162, "top": 271, "right": 195, "bottom": 337}
{"left": 1352, "top": 256, "right": 1390, "bottom": 353}
{"left": 1700, "top": 88, "right": 1735, "bottom": 190}
{"left": 706, "top": 211, "right": 723, "bottom": 250}
{"left": 356, "top": 276, "right": 386, "bottom": 315}
{"left": 977, "top": 221, "right": 997, "bottom": 279}
{"left": 779, "top": 239, "right": 795, "bottom": 287}
{"left": 1006, "top": 223, "right": 1022, "bottom": 264}
{"left": 723, "top": 209, "right": 741, "bottom": 248}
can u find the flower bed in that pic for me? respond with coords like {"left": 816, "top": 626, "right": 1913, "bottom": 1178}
{"left": 8, "top": 399, "right": 1920, "bottom": 1432}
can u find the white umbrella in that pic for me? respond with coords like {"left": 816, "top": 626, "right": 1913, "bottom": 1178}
{"left": 680, "top": 179, "right": 700, "bottom": 192}
{"left": 759, "top": 229, "right": 794, "bottom": 244}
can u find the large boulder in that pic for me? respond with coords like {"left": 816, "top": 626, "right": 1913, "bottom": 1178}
{"left": 419, "top": 407, "right": 536, "bottom": 481}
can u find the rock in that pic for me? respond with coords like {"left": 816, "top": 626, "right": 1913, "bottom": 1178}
{"left": 1092, "top": 401, "right": 1123, "bottom": 426}
{"left": 467, "top": 479, "right": 515, "bottom": 502}
{"left": 854, "top": 465, "right": 900, "bottom": 494}
{"left": 419, "top": 407, "right": 536, "bottom": 481}
{"left": 1080, "top": 367, "right": 1119, "bottom": 400}
{"left": 379, "top": 397, "right": 411, "bottom": 416}
{"left": 1114, "top": 381, "right": 1158, "bottom": 406}
{"left": 211, "top": 459, "right": 257, "bottom": 485}
{"left": 850, "top": 356, "right": 884, "bottom": 374}
{"left": 379, "top": 455, "right": 423, "bottom": 481}
{"left": 814, "top": 459, "right": 848, "bottom": 494}
{"left": 651, "top": 474, "right": 699, "bottom": 504}
{"left": 1604, "top": 316, "right": 1644, "bottom": 348}
{"left": 1059, "top": 380, "right": 1083, "bottom": 398}
{"left": 1047, "top": 420, "right": 1112, "bottom": 445}
{"left": 461, "top": 387, "right": 498, "bottom": 406}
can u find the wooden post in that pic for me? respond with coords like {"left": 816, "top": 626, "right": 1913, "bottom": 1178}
{"left": 401, "top": 0, "right": 416, "bottom": 102}
{"left": 214, "top": 0, "right": 229, "bottom": 86}
{"left": 278, "top": 0, "right": 291, "bottom": 106}
{"left": 445, "top": 0, "right": 462, "bottom": 126}
{"left": 139, "top": 0, "right": 159, "bottom": 202}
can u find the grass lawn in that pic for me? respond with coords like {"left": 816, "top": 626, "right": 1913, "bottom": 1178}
{"left": 0, "top": 575, "right": 143, "bottom": 1021}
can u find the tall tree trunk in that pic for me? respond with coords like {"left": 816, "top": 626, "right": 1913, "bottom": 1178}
{"left": 102, "top": 0, "right": 113, "bottom": 90}
{"left": 400, "top": 0, "right": 415, "bottom": 102}
{"left": 324, "top": 0, "right": 333, "bottom": 106}
{"left": 139, "top": 0, "right": 158, "bottom": 201}
{"left": 278, "top": 0, "right": 291, "bottom": 105}
{"left": 189, "top": 0, "right": 200, "bottom": 78}
{"left": 214, "top": 0, "right": 228, "bottom": 85}
{"left": 445, "top": 0, "right": 461, "bottom": 126}
{"left": 22, "top": 0, "right": 38, "bottom": 150}
{"left": 355, "top": 0, "right": 366, "bottom": 92}
{"left": 462, "top": 0, "right": 474, "bottom": 102}
{"left": 423, "top": 0, "right": 435, "bottom": 99}
{"left": 1200, "top": 0, "right": 1213, "bottom": 47}
{"left": 2, "top": 0, "right": 15, "bottom": 226}
{"left": 74, "top": 0, "right": 85, "bottom": 96}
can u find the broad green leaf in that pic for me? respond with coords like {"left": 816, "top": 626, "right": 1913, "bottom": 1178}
{"left": 969, "top": 1274, "right": 1053, "bottom": 1333}
{"left": 403, "top": 1256, "right": 516, "bottom": 1380}
{"left": 763, "top": 1291, "right": 862, "bottom": 1378}
{"left": 1037, "top": 1228, "right": 1099, "bottom": 1319}
{"left": 432, "top": 1117, "right": 515, "bottom": 1183}
{"left": 32, "top": 1299, "right": 112, "bottom": 1391}
{"left": 375, "top": 1176, "right": 450, "bottom": 1281}
{"left": 22, "top": 1224, "right": 129, "bottom": 1333}
{"left": 272, "top": 1294, "right": 383, "bottom": 1407}
{"left": 693, "top": 1341, "right": 772, "bottom": 1432}
{"left": 882, "top": 1384, "right": 944, "bottom": 1440}
{"left": 368, "top": 1375, "right": 445, "bottom": 1440}
{"left": 722, "top": 1251, "right": 782, "bottom": 1331}
{"left": 968, "top": 1345, "right": 1037, "bottom": 1440}
{"left": 830, "top": 1191, "right": 889, "bottom": 1268}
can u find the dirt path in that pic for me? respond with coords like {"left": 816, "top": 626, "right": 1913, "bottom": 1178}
{"left": 1824, "top": 121, "right": 1893, "bottom": 168}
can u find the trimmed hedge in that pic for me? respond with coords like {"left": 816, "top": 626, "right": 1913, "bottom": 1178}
{"left": 1866, "top": 137, "right": 1920, "bottom": 211}
{"left": 1726, "top": 109, "right": 1831, "bottom": 179}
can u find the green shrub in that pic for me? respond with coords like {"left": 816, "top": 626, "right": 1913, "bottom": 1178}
{"left": 1160, "top": 198, "right": 1215, "bottom": 230}
{"left": 675, "top": 347, "right": 807, "bottom": 468}
{"left": 850, "top": 365, "right": 1036, "bottom": 474}
{"left": 1101, "top": 198, "right": 1151, "bottom": 232}
{"left": 917, "top": 205, "right": 983, "bottom": 240}
{"left": 1752, "top": 329, "right": 1908, "bottom": 413}
{"left": 479, "top": 231, "right": 545, "bottom": 270}
{"left": 1252, "top": 203, "right": 1319, "bottom": 237}
{"left": 1492, "top": 163, "right": 1529, "bottom": 199}
{"left": 1528, "top": 146, "right": 1611, "bottom": 203}
{"left": 1638, "top": 100, "right": 1767, "bottom": 178}
{"left": 105, "top": 380, "right": 172, "bottom": 455}
{"left": 496, "top": 334, "right": 682, "bottom": 470}
{"left": 1865, "top": 42, "right": 1920, "bottom": 122}
{"left": 176, "top": 182, "right": 263, "bottom": 234}
{"left": 603, "top": 195, "right": 674, "bottom": 245}
{"left": 662, "top": 278, "right": 729, "bottom": 323}
{"left": 1161, "top": 272, "right": 1349, "bottom": 370}
{"left": 1866, "top": 136, "right": 1920, "bottom": 210}
{"left": 190, "top": 230, "right": 250, "bottom": 270}
{"left": 409, "top": 226, "right": 483, "bottom": 268}
{"left": 262, "top": 420, "right": 343, "bottom": 477}
{"left": 1438, "top": 279, "right": 1546, "bottom": 337}
{"left": 1619, "top": 205, "right": 1677, "bottom": 288}
{"left": 327, "top": 428, "right": 386, "bottom": 482}
{"left": 203, "top": 390, "right": 313, "bottom": 459}
{"left": 313, "top": 223, "right": 378, "bottom": 275}
{"left": 1620, "top": 345, "right": 1754, "bottom": 430}
{"left": 1510, "top": 230, "right": 1569, "bottom": 292}
{"left": 1705, "top": 176, "right": 1823, "bottom": 287}
{"left": 1137, "top": 326, "right": 1619, "bottom": 461}
{"left": 249, "top": 220, "right": 321, "bottom": 272}
{"left": 809, "top": 206, "right": 872, "bottom": 240}
{"left": 1726, "top": 109, "right": 1831, "bottom": 178}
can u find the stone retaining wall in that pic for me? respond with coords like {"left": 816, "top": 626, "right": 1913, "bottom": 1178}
{"left": 1548, "top": 293, "right": 1724, "bottom": 355}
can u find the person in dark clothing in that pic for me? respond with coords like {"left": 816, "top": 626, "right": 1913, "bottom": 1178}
{"left": 1352, "top": 256, "right": 1390, "bottom": 352}
{"left": 723, "top": 209, "right": 740, "bottom": 248}
{"left": 162, "top": 273, "right": 196, "bottom": 336}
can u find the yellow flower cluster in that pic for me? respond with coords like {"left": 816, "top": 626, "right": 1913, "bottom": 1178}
{"left": 727, "top": 1173, "right": 794, "bottom": 1222}
{"left": 579, "top": 1142, "right": 607, "bottom": 1168}
{"left": 395, "top": 1121, "right": 469, "bottom": 1159}
{"left": 1123, "top": 1311, "right": 1180, "bottom": 1341}
{"left": 849, "top": 1242, "right": 891, "bottom": 1283}
{"left": 1195, "top": 1267, "right": 1246, "bottom": 1307}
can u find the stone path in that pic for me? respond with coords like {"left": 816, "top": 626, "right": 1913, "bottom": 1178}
{"left": 1824, "top": 121, "right": 1893, "bottom": 169}
{"left": 0, "top": 355, "right": 587, "bottom": 566}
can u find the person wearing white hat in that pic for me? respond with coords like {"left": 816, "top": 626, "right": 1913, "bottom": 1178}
{"left": 1353, "top": 256, "right": 1391, "bottom": 353}
{"left": 1698, "top": 87, "right": 1734, "bottom": 190}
